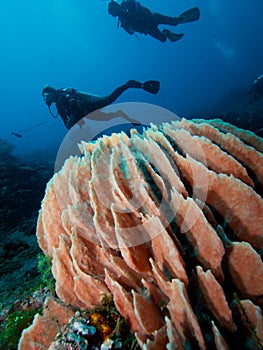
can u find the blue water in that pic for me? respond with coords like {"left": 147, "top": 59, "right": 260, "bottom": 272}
{"left": 1, "top": 0, "right": 263, "bottom": 158}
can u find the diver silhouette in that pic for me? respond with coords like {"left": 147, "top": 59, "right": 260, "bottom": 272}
{"left": 108, "top": 0, "right": 200, "bottom": 42}
{"left": 42, "top": 80, "right": 160, "bottom": 129}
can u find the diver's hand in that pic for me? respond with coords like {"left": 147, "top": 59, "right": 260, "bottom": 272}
{"left": 127, "top": 80, "right": 143, "bottom": 89}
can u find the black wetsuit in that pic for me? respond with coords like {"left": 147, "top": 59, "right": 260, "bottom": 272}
{"left": 54, "top": 82, "right": 137, "bottom": 129}
{"left": 116, "top": 1, "right": 179, "bottom": 42}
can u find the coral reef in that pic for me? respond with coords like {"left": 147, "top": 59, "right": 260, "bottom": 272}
{"left": 0, "top": 287, "right": 49, "bottom": 349}
{"left": 194, "top": 87, "right": 263, "bottom": 138}
{"left": 0, "top": 147, "right": 54, "bottom": 349}
{"left": 48, "top": 295, "right": 138, "bottom": 349}
{"left": 0, "top": 147, "right": 53, "bottom": 231}
{"left": 19, "top": 119, "right": 263, "bottom": 349}
{"left": 0, "top": 151, "right": 53, "bottom": 300}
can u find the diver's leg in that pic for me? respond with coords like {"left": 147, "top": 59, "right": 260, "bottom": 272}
{"left": 106, "top": 82, "right": 135, "bottom": 104}
{"left": 162, "top": 30, "right": 184, "bottom": 42}
{"left": 148, "top": 27, "right": 167, "bottom": 42}
{"left": 152, "top": 13, "right": 178, "bottom": 26}
{"left": 153, "top": 7, "right": 200, "bottom": 26}
{"left": 87, "top": 81, "right": 142, "bottom": 111}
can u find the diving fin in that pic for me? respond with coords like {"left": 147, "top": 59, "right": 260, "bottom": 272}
{"left": 177, "top": 7, "right": 200, "bottom": 24}
{"left": 163, "top": 30, "right": 184, "bottom": 42}
{"left": 142, "top": 80, "right": 160, "bottom": 94}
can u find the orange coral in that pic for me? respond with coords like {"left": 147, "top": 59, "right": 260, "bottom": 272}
{"left": 19, "top": 119, "right": 263, "bottom": 349}
{"left": 18, "top": 297, "right": 74, "bottom": 350}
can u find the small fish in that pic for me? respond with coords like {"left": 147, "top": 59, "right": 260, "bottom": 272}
{"left": 32, "top": 121, "right": 49, "bottom": 128}
{"left": 11, "top": 131, "right": 23, "bottom": 138}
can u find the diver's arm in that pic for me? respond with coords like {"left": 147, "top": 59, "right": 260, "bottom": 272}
{"left": 55, "top": 96, "right": 76, "bottom": 130}
{"left": 118, "top": 11, "right": 135, "bottom": 35}
{"left": 121, "top": 22, "right": 135, "bottom": 35}
{"left": 56, "top": 107, "right": 71, "bottom": 129}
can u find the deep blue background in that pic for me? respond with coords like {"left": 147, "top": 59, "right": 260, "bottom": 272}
{"left": 1, "top": 0, "right": 263, "bottom": 158}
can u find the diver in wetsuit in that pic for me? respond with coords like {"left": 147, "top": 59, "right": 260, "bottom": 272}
{"left": 42, "top": 80, "right": 160, "bottom": 129}
{"left": 108, "top": 0, "right": 200, "bottom": 42}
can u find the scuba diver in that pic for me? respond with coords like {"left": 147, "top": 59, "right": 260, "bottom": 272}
{"left": 248, "top": 73, "right": 263, "bottom": 104}
{"left": 42, "top": 80, "right": 160, "bottom": 129}
{"left": 108, "top": 0, "right": 200, "bottom": 42}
